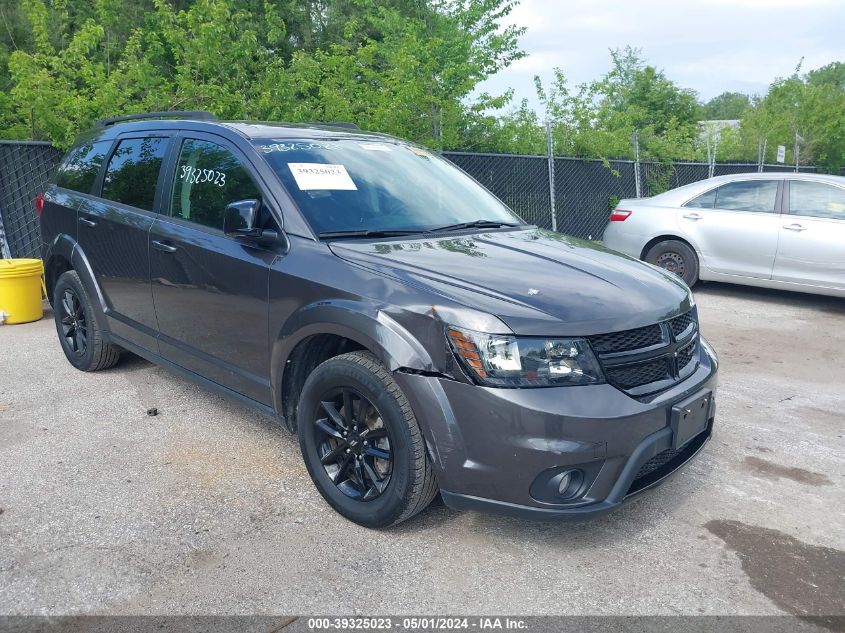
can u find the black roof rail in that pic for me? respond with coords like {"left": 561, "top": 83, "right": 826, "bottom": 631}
{"left": 312, "top": 122, "right": 359, "bottom": 130}
{"left": 95, "top": 110, "right": 217, "bottom": 127}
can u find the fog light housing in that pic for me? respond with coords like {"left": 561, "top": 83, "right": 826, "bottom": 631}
{"left": 556, "top": 469, "right": 583, "bottom": 500}
{"left": 530, "top": 462, "right": 602, "bottom": 505}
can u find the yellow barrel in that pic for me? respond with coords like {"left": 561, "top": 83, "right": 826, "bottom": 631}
{"left": 0, "top": 258, "right": 44, "bottom": 325}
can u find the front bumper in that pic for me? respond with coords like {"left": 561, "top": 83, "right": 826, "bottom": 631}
{"left": 394, "top": 340, "right": 718, "bottom": 520}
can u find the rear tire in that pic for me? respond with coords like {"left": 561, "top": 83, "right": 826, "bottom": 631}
{"left": 297, "top": 351, "right": 438, "bottom": 528}
{"left": 53, "top": 270, "right": 121, "bottom": 371}
{"left": 644, "top": 239, "right": 699, "bottom": 286}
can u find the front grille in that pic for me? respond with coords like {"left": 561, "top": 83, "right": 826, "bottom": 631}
{"left": 590, "top": 324, "right": 663, "bottom": 354}
{"left": 669, "top": 312, "right": 694, "bottom": 337}
{"left": 589, "top": 309, "right": 700, "bottom": 396}
{"left": 677, "top": 339, "right": 697, "bottom": 370}
{"left": 606, "top": 359, "right": 671, "bottom": 389}
{"left": 634, "top": 447, "right": 682, "bottom": 480}
{"left": 626, "top": 426, "right": 711, "bottom": 497}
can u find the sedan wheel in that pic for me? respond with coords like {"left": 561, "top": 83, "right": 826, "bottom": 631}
{"left": 645, "top": 239, "right": 700, "bottom": 286}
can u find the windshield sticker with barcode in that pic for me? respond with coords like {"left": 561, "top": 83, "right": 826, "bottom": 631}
{"left": 359, "top": 142, "right": 392, "bottom": 152}
{"left": 288, "top": 163, "right": 357, "bottom": 191}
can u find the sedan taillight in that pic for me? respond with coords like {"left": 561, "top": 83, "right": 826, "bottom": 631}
{"left": 35, "top": 193, "right": 44, "bottom": 216}
{"left": 610, "top": 209, "right": 632, "bottom": 222}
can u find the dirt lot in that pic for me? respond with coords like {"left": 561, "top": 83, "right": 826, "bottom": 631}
{"left": 1, "top": 282, "right": 843, "bottom": 621}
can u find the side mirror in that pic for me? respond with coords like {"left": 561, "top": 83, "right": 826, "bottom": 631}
{"left": 224, "top": 199, "right": 261, "bottom": 237}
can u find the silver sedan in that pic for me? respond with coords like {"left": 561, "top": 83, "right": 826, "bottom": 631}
{"left": 602, "top": 172, "right": 845, "bottom": 298}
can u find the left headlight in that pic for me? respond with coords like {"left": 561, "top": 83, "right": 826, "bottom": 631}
{"left": 447, "top": 326, "right": 605, "bottom": 388}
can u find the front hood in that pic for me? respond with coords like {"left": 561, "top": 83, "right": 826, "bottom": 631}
{"left": 329, "top": 228, "right": 693, "bottom": 336}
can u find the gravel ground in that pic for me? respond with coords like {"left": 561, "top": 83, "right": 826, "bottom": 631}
{"left": 0, "top": 282, "right": 843, "bottom": 621}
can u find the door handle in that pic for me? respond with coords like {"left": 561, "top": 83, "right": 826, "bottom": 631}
{"left": 682, "top": 213, "right": 703, "bottom": 221}
{"left": 152, "top": 240, "right": 178, "bottom": 253}
{"left": 782, "top": 223, "right": 807, "bottom": 232}
{"left": 78, "top": 216, "right": 97, "bottom": 227}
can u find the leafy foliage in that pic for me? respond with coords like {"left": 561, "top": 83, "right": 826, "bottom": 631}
{"left": 0, "top": 2, "right": 842, "bottom": 172}
{"left": 702, "top": 92, "right": 751, "bottom": 120}
{"left": 0, "top": 0, "right": 523, "bottom": 149}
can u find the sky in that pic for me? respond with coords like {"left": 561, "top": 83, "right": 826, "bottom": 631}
{"left": 477, "top": 0, "right": 845, "bottom": 111}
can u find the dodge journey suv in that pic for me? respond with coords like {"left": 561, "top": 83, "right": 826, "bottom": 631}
{"left": 39, "top": 111, "right": 718, "bottom": 528}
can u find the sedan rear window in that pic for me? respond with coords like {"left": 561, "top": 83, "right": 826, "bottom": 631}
{"left": 789, "top": 180, "right": 845, "bottom": 221}
{"left": 713, "top": 180, "right": 778, "bottom": 213}
{"left": 254, "top": 139, "right": 521, "bottom": 235}
{"left": 683, "top": 188, "right": 717, "bottom": 209}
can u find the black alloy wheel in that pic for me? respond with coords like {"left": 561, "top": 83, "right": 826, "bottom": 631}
{"left": 52, "top": 270, "right": 121, "bottom": 371}
{"left": 313, "top": 388, "right": 393, "bottom": 501}
{"left": 297, "top": 351, "right": 438, "bottom": 528}
{"left": 59, "top": 288, "right": 87, "bottom": 355}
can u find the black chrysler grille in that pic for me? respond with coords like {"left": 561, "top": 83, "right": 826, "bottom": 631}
{"left": 626, "top": 428, "right": 711, "bottom": 496}
{"left": 589, "top": 309, "right": 699, "bottom": 396}
{"left": 669, "top": 312, "right": 693, "bottom": 337}
{"left": 606, "top": 359, "right": 671, "bottom": 389}
{"left": 589, "top": 324, "right": 663, "bottom": 354}
{"left": 677, "top": 339, "right": 697, "bottom": 370}
{"left": 634, "top": 447, "right": 682, "bottom": 480}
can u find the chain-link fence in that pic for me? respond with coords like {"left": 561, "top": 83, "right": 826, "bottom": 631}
{"left": 0, "top": 142, "right": 63, "bottom": 259}
{"left": 0, "top": 141, "right": 823, "bottom": 259}
{"left": 443, "top": 152, "right": 554, "bottom": 229}
{"left": 445, "top": 152, "right": 817, "bottom": 241}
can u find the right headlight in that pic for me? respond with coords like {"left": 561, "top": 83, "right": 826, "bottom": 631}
{"left": 447, "top": 326, "right": 605, "bottom": 388}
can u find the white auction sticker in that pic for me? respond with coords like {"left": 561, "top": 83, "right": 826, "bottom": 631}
{"left": 359, "top": 142, "right": 392, "bottom": 152}
{"left": 288, "top": 163, "right": 357, "bottom": 190}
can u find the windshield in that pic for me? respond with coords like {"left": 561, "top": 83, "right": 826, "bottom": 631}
{"left": 253, "top": 139, "right": 523, "bottom": 236}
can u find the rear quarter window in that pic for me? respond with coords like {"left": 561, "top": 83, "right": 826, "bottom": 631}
{"left": 683, "top": 188, "right": 717, "bottom": 209}
{"left": 55, "top": 141, "right": 112, "bottom": 194}
{"left": 101, "top": 137, "right": 169, "bottom": 211}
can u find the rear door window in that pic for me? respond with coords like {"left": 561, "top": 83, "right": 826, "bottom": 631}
{"left": 169, "top": 139, "right": 261, "bottom": 230}
{"left": 789, "top": 181, "right": 845, "bottom": 221}
{"left": 713, "top": 180, "right": 778, "bottom": 213}
{"left": 55, "top": 141, "right": 112, "bottom": 194}
{"left": 101, "top": 137, "right": 168, "bottom": 211}
{"left": 683, "top": 188, "right": 717, "bottom": 209}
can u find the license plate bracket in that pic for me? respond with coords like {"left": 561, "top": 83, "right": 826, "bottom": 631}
{"left": 671, "top": 389, "right": 712, "bottom": 450}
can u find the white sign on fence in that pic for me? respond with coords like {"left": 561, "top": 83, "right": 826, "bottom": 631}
{"left": 776, "top": 145, "right": 786, "bottom": 163}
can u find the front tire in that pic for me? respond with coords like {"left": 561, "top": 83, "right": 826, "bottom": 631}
{"left": 53, "top": 270, "right": 121, "bottom": 371}
{"left": 644, "top": 239, "right": 699, "bottom": 286}
{"left": 297, "top": 351, "right": 438, "bottom": 528}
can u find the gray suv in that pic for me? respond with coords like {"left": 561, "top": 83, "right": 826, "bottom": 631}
{"left": 39, "top": 112, "right": 718, "bottom": 528}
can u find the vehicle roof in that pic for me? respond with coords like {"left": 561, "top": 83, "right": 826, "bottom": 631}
{"left": 682, "top": 171, "right": 845, "bottom": 184}
{"left": 642, "top": 170, "right": 845, "bottom": 206}
{"left": 80, "top": 118, "right": 396, "bottom": 144}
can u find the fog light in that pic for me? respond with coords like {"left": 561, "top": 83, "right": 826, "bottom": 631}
{"left": 556, "top": 469, "right": 583, "bottom": 499}
{"left": 558, "top": 471, "right": 573, "bottom": 495}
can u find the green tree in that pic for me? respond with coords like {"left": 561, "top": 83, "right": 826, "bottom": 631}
{"left": 703, "top": 91, "right": 751, "bottom": 120}
{"left": 807, "top": 61, "right": 845, "bottom": 90}
{"left": 739, "top": 63, "right": 845, "bottom": 171}
{"left": 536, "top": 47, "right": 703, "bottom": 162}
{"left": 1, "top": 0, "right": 524, "bottom": 150}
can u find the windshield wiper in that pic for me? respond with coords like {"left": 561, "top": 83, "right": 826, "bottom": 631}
{"left": 319, "top": 229, "right": 425, "bottom": 239}
{"left": 429, "top": 219, "right": 521, "bottom": 233}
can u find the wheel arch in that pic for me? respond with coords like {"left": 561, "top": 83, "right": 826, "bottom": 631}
{"left": 640, "top": 234, "right": 699, "bottom": 261}
{"left": 271, "top": 301, "right": 436, "bottom": 432}
{"left": 44, "top": 234, "right": 108, "bottom": 324}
